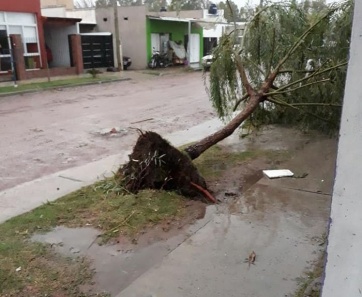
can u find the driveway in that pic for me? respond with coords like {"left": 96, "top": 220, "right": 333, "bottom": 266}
{"left": 0, "top": 72, "right": 214, "bottom": 191}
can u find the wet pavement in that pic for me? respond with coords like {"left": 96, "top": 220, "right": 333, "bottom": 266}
{"left": 116, "top": 136, "right": 336, "bottom": 297}
{"left": 29, "top": 127, "right": 337, "bottom": 297}
{"left": 0, "top": 71, "right": 214, "bottom": 191}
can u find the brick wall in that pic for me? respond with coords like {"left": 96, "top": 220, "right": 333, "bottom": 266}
{"left": 24, "top": 67, "right": 77, "bottom": 80}
{"left": 10, "top": 33, "right": 83, "bottom": 81}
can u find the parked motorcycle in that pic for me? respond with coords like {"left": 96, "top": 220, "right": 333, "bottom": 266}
{"left": 148, "top": 48, "right": 170, "bottom": 69}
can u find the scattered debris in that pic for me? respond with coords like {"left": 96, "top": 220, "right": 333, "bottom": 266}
{"left": 263, "top": 169, "right": 294, "bottom": 179}
{"left": 244, "top": 251, "right": 256, "bottom": 269}
{"left": 30, "top": 128, "right": 43, "bottom": 133}
{"left": 293, "top": 172, "right": 309, "bottom": 179}
{"left": 58, "top": 175, "right": 83, "bottom": 183}
{"left": 130, "top": 118, "right": 154, "bottom": 124}
{"left": 69, "top": 247, "right": 81, "bottom": 254}
{"left": 303, "top": 276, "right": 323, "bottom": 296}
{"left": 99, "top": 127, "right": 128, "bottom": 136}
{"left": 286, "top": 187, "right": 331, "bottom": 196}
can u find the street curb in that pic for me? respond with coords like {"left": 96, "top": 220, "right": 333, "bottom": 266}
{"left": 0, "top": 77, "right": 131, "bottom": 98}
{"left": 0, "top": 118, "right": 224, "bottom": 224}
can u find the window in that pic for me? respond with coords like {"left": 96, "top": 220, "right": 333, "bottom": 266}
{"left": 0, "top": 29, "right": 11, "bottom": 72}
{"left": 0, "top": 11, "right": 41, "bottom": 70}
{"left": 6, "top": 12, "right": 35, "bottom": 25}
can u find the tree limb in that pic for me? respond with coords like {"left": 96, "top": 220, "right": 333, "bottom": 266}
{"left": 266, "top": 8, "right": 338, "bottom": 86}
{"left": 267, "top": 28, "right": 276, "bottom": 78}
{"left": 267, "top": 97, "right": 335, "bottom": 123}
{"left": 269, "top": 62, "right": 347, "bottom": 95}
{"left": 233, "top": 93, "right": 250, "bottom": 111}
{"left": 264, "top": 78, "right": 330, "bottom": 96}
{"left": 288, "top": 103, "right": 342, "bottom": 107}
{"left": 235, "top": 55, "right": 255, "bottom": 95}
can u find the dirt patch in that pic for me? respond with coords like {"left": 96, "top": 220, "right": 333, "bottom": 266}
{"left": 117, "top": 200, "right": 206, "bottom": 249}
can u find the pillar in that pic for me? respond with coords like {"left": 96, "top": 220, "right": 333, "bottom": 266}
{"left": 10, "top": 34, "right": 26, "bottom": 81}
{"left": 70, "top": 34, "right": 84, "bottom": 75}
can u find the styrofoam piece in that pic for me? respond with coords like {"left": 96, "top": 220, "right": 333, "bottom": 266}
{"left": 263, "top": 169, "right": 294, "bottom": 179}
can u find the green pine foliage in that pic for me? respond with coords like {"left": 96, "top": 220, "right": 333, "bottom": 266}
{"left": 207, "top": 0, "right": 354, "bottom": 134}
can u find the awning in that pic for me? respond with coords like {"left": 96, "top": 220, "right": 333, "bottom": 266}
{"left": 42, "top": 16, "right": 82, "bottom": 25}
{"left": 147, "top": 15, "right": 245, "bottom": 29}
{"left": 147, "top": 15, "right": 196, "bottom": 23}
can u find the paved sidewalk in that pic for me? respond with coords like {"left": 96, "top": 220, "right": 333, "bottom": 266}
{"left": 117, "top": 138, "right": 335, "bottom": 297}
{"left": 0, "top": 118, "right": 223, "bottom": 223}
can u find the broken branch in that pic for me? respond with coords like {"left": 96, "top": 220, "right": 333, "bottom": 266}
{"left": 264, "top": 78, "right": 331, "bottom": 96}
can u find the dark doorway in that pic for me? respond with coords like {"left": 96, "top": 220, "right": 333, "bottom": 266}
{"left": 203, "top": 37, "right": 217, "bottom": 56}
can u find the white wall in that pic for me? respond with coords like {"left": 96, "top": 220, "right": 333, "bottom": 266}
{"left": 67, "top": 8, "right": 96, "bottom": 24}
{"left": 44, "top": 24, "right": 77, "bottom": 67}
{"left": 201, "top": 9, "right": 227, "bottom": 39}
{"left": 321, "top": 2, "right": 362, "bottom": 296}
{"left": 41, "top": 7, "right": 67, "bottom": 17}
{"left": 203, "top": 24, "right": 225, "bottom": 39}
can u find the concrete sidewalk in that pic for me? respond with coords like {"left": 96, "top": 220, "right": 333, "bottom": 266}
{"left": 0, "top": 118, "right": 224, "bottom": 223}
{"left": 116, "top": 138, "right": 335, "bottom": 297}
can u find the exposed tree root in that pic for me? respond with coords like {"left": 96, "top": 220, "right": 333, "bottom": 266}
{"left": 190, "top": 182, "right": 217, "bottom": 203}
{"left": 118, "top": 131, "right": 207, "bottom": 198}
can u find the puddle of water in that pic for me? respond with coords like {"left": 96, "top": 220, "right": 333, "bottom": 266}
{"left": 31, "top": 206, "right": 216, "bottom": 296}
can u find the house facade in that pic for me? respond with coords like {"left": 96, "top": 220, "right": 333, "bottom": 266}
{"left": 0, "top": 0, "right": 47, "bottom": 73}
{"left": 0, "top": 0, "right": 84, "bottom": 81}
{"left": 96, "top": 6, "right": 206, "bottom": 69}
{"left": 40, "top": 0, "right": 74, "bottom": 9}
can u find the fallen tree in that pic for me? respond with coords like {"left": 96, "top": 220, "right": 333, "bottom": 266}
{"left": 118, "top": 0, "right": 353, "bottom": 199}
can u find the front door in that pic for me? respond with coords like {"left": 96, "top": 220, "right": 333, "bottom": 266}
{"left": 189, "top": 33, "right": 200, "bottom": 63}
{"left": 151, "top": 33, "right": 160, "bottom": 53}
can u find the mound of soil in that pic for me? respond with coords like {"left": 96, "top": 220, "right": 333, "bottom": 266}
{"left": 119, "top": 131, "right": 207, "bottom": 197}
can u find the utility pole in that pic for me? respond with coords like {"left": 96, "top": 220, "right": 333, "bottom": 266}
{"left": 113, "top": 0, "right": 123, "bottom": 70}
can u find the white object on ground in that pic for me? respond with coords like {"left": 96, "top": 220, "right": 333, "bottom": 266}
{"left": 263, "top": 169, "right": 294, "bottom": 179}
{"left": 169, "top": 41, "right": 186, "bottom": 59}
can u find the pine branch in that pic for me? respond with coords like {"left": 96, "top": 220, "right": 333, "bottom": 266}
{"left": 268, "top": 62, "right": 347, "bottom": 95}
{"left": 278, "top": 69, "right": 316, "bottom": 74}
{"left": 266, "top": 7, "right": 338, "bottom": 86}
{"left": 235, "top": 55, "right": 255, "bottom": 95}
{"left": 264, "top": 78, "right": 330, "bottom": 96}
{"left": 233, "top": 93, "right": 250, "bottom": 111}
{"left": 226, "top": 0, "right": 237, "bottom": 45}
{"left": 267, "top": 97, "right": 334, "bottom": 123}
{"left": 240, "top": 5, "right": 272, "bottom": 50}
{"left": 244, "top": 55, "right": 266, "bottom": 77}
{"left": 289, "top": 103, "right": 342, "bottom": 107}
{"left": 266, "top": 28, "right": 276, "bottom": 78}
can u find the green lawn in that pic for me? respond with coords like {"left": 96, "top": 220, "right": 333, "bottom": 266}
{"left": 0, "top": 144, "right": 290, "bottom": 296}
{"left": 0, "top": 76, "right": 122, "bottom": 95}
{"left": 0, "top": 180, "right": 187, "bottom": 296}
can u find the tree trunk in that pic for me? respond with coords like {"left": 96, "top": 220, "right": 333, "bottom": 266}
{"left": 185, "top": 95, "right": 262, "bottom": 160}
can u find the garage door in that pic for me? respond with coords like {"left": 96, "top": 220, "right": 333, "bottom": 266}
{"left": 80, "top": 34, "right": 114, "bottom": 69}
